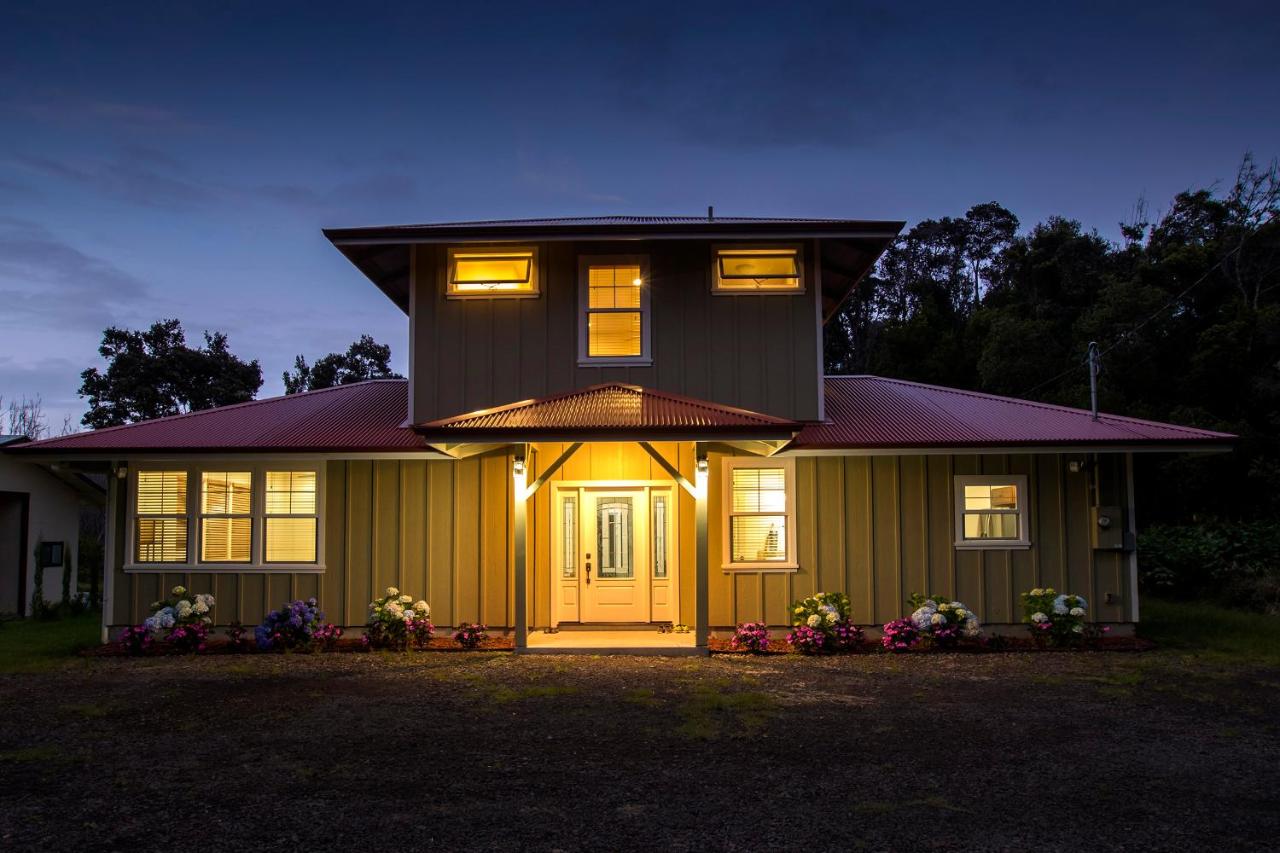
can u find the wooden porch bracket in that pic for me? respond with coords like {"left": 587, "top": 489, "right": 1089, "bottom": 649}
{"left": 521, "top": 442, "right": 583, "bottom": 500}
{"left": 637, "top": 441, "right": 699, "bottom": 498}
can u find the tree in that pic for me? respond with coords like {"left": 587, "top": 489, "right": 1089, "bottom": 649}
{"left": 283, "top": 335, "right": 402, "bottom": 393}
{"left": 2, "top": 395, "right": 47, "bottom": 439}
{"left": 79, "top": 319, "right": 263, "bottom": 428}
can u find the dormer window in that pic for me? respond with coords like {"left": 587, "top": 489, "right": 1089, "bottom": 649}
{"left": 713, "top": 246, "right": 803, "bottom": 293}
{"left": 447, "top": 247, "right": 538, "bottom": 297}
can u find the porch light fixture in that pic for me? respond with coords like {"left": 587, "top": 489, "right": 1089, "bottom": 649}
{"left": 696, "top": 457, "right": 709, "bottom": 475}
{"left": 713, "top": 247, "right": 802, "bottom": 292}
{"left": 513, "top": 457, "right": 525, "bottom": 477}
{"left": 447, "top": 247, "right": 538, "bottom": 297}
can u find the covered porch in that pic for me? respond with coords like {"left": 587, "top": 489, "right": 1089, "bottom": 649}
{"left": 413, "top": 383, "right": 800, "bottom": 652}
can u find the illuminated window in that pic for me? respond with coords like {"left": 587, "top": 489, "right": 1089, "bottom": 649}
{"left": 579, "top": 256, "right": 650, "bottom": 363}
{"left": 954, "top": 475, "right": 1030, "bottom": 548}
{"left": 265, "top": 471, "right": 318, "bottom": 563}
{"left": 447, "top": 247, "right": 538, "bottom": 296}
{"left": 723, "top": 458, "right": 796, "bottom": 567}
{"left": 135, "top": 471, "right": 188, "bottom": 563}
{"left": 200, "top": 472, "right": 252, "bottom": 562}
{"left": 713, "top": 246, "right": 803, "bottom": 292}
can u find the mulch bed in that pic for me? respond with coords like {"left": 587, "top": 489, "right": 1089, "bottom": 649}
{"left": 708, "top": 634, "right": 1154, "bottom": 654}
{"left": 84, "top": 633, "right": 1152, "bottom": 657}
{"left": 82, "top": 634, "right": 515, "bottom": 657}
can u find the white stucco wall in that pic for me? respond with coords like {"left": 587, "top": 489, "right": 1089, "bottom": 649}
{"left": 0, "top": 454, "right": 85, "bottom": 614}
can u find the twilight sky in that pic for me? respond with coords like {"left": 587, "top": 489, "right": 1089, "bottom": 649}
{"left": 1, "top": 1, "right": 1277, "bottom": 430}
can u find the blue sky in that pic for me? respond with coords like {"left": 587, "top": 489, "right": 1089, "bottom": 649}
{"left": 1, "top": 1, "right": 1277, "bottom": 429}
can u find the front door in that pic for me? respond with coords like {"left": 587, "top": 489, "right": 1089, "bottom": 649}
{"left": 582, "top": 489, "right": 648, "bottom": 622}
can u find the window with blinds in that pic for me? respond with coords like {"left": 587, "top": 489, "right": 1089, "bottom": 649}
{"left": 580, "top": 257, "right": 649, "bottom": 362}
{"left": 447, "top": 247, "right": 538, "bottom": 296}
{"left": 135, "top": 471, "right": 188, "bottom": 563}
{"left": 200, "top": 471, "right": 252, "bottom": 562}
{"left": 265, "top": 471, "right": 318, "bottom": 563}
{"left": 714, "top": 246, "right": 802, "bottom": 292}
{"left": 724, "top": 461, "right": 795, "bottom": 566}
{"left": 954, "top": 476, "right": 1030, "bottom": 548}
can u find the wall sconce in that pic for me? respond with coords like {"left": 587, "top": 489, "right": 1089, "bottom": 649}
{"left": 513, "top": 457, "right": 525, "bottom": 477}
{"left": 1068, "top": 459, "right": 1090, "bottom": 474}
{"left": 696, "top": 458, "right": 708, "bottom": 475}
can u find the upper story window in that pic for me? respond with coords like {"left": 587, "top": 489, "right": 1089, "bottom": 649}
{"left": 447, "top": 247, "right": 538, "bottom": 297}
{"left": 713, "top": 245, "right": 804, "bottom": 293}
{"left": 722, "top": 457, "right": 798, "bottom": 569}
{"left": 579, "top": 255, "right": 651, "bottom": 364}
{"left": 953, "top": 475, "right": 1030, "bottom": 549}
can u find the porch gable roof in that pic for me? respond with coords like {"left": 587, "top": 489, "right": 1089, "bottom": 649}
{"left": 413, "top": 383, "right": 802, "bottom": 442}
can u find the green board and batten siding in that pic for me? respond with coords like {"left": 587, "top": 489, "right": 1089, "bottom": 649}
{"left": 112, "top": 458, "right": 513, "bottom": 629}
{"left": 110, "top": 450, "right": 1132, "bottom": 630}
{"left": 708, "top": 453, "right": 1130, "bottom": 627}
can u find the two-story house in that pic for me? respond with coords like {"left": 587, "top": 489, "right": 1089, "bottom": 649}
{"left": 11, "top": 215, "right": 1231, "bottom": 650}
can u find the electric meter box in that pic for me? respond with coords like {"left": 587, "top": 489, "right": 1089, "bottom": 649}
{"left": 1090, "top": 506, "right": 1126, "bottom": 550}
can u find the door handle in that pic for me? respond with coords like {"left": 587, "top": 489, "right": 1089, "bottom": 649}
{"left": 585, "top": 561, "right": 592, "bottom": 584}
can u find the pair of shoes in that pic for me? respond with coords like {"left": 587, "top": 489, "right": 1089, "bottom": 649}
{"left": 656, "top": 623, "right": 675, "bottom": 634}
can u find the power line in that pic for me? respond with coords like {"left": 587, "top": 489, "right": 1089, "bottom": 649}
{"left": 1019, "top": 246, "right": 1242, "bottom": 398}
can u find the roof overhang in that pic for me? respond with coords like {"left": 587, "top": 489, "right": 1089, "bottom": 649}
{"left": 324, "top": 218, "right": 903, "bottom": 319}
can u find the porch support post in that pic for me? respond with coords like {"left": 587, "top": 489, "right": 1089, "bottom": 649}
{"left": 694, "top": 443, "right": 709, "bottom": 649}
{"left": 513, "top": 453, "right": 528, "bottom": 650}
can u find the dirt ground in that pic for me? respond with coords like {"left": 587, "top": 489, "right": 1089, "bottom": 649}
{"left": 2, "top": 649, "right": 1278, "bottom": 852}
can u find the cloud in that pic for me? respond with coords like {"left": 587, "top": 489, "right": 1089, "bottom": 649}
{"left": 516, "top": 151, "right": 626, "bottom": 205}
{"left": 10, "top": 149, "right": 218, "bottom": 210}
{"left": 0, "top": 216, "right": 149, "bottom": 332}
{"left": 248, "top": 173, "right": 421, "bottom": 215}
{"left": 9, "top": 89, "right": 209, "bottom": 133}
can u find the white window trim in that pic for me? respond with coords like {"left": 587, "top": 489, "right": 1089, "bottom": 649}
{"left": 711, "top": 243, "right": 806, "bottom": 295}
{"left": 721, "top": 456, "right": 799, "bottom": 570}
{"left": 125, "top": 461, "right": 325, "bottom": 573}
{"left": 953, "top": 474, "right": 1031, "bottom": 550}
{"left": 578, "top": 254, "right": 652, "bottom": 366}
{"left": 445, "top": 245, "right": 540, "bottom": 299}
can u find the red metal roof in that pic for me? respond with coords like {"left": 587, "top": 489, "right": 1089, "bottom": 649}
{"left": 10, "top": 380, "right": 432, "bottom": 454}
{"left": 794, "top": 376, "right": 1234, "bottom": 449}
{"left": 5, "top": 376, "right": 1232, "bottom": 456}
{"left": 415, "top": 383, "right": 800, "bottom": 440}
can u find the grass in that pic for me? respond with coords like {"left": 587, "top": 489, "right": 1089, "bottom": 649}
{"left": 0, "top": 613, "right": 99, "bottom": 674}
{"left": 1140, "top": 597, "right": 1280, "bottom": 667}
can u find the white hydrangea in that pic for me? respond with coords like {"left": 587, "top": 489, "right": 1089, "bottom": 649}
{"left": 399, "top": 594, "right": 412, "bottom": 604}
{"left": 963, "top": 616, "right": 980, "bottom": 637}
{"left": 910, "top": 605, "right": 936, "bottom": 630}
{"left": 930, "top": 612, "right": 945, "bottom": 626}
{"left": 176, "top": 600, "right": 193, "bottom": 618}
{"left": 171, "top": 585, "right": 187, "bottom": 597}
{"left": 414, "top": 601, "right": 430, "bottom": 616}
{"left": 386, "top": 587, "right": 399, "bottom": 597}
{"left": 1069, "top": 606, "right": 1085, "bottom": 617}
{"left": 806, "top": 614, "right": 821, "bottom": 627}
{"left": 1031, "top": 612, "right": 1049, "bottom": 623}
{"left": 1030, "top": 587, "right": 1044, "bottom": 596}
{"left": 193, "top": 600, "right": 209, "bottom": 615}
{"left": 196, "top": 593, "right": 216, "bottom": 608}
{"left": 1072, "top": 624, "right": 1084, "bottom": 634}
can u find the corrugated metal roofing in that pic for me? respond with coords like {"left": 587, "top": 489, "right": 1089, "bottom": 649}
{"left": 0, "top": 435, "right": 29, "bottom": 447}
{"left": 9, "top": 380, "right": 431, "bottom": 454}
{"left": 416, "top": 383, "right": 799, "bottom": 439}
{"left": 337, "top": 215, "right": 885, "bottom": 231}
{"left": 793, "top": 376, "right": 1234, "bottom": 449}
{"left": 4, "top": 376, "right": 1232, "bottom": 455}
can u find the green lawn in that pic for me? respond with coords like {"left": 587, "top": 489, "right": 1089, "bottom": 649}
{"left": 1139, "top": 597, "right": 1280, "bottom": 667}
{"left": 0, "top": 613, "right": 99, "bottom": 674}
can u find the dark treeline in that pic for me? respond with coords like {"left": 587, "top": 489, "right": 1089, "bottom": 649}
{"left": 825, "top": 155, "right": 1280, "bottom": 528}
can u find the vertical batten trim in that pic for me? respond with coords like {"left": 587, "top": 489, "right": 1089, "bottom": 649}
{"left": 1125, "top": 452, "right": 1139, "bottom": 622}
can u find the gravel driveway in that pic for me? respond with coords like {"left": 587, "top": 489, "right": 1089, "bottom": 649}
{"left": 2, "top": 650, "right": 1277, "bottom": 852}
